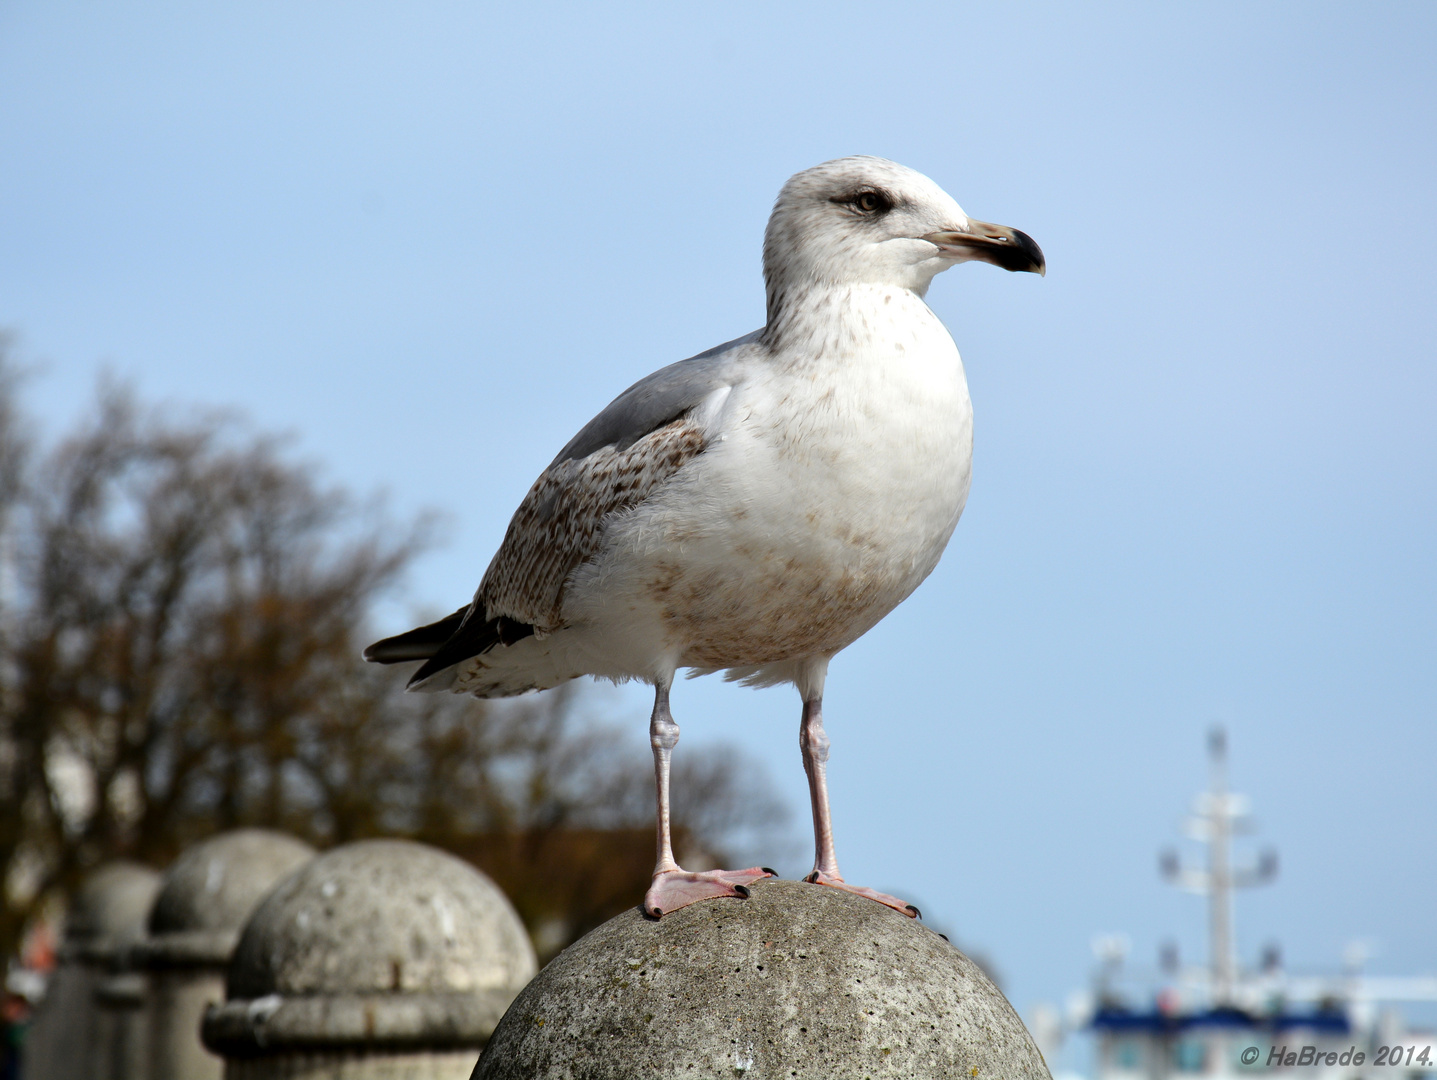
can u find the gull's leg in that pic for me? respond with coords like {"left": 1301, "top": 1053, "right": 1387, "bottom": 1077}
{"left": 799, "top": 692, "right": 919, "bottom": 918}
{"left": 642, "top": 676, "right": 773, "bottom": 918}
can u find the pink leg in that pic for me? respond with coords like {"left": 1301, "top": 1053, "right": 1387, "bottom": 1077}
{"left": 642, "top": 678, "right": 772, "bottom": 917}
{"left": 799, "top": 695, "right": 919, "bottom": 918}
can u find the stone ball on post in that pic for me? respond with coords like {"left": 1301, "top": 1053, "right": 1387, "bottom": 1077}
{"left": 139, "top": 828, "right": 317, "bottom": 1080}
{"left": 203, "top": 838, "right": 537, "bottom": 1080}
{"left": 23, "top": 860, "right": 162, "bottom": 1080}
{"left": 64, "top": 861, "right": 164, "bottom": 948}
{"left": 473, "top": 877, "right": 1050, "bottom": 1080}
{"left": 146, "top": 828, "right": 318, "bottom": 945}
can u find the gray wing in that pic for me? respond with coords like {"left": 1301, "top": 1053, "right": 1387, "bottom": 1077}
{"left": 549, "top": 329, "right": 761, "bottom": 466}
{"left": 480, "top": 329, "right": 762, "bottom": 630}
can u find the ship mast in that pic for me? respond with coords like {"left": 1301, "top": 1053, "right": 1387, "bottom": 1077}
{"left": 1160, "top": 727, "right": 1276, "bottom": 1005}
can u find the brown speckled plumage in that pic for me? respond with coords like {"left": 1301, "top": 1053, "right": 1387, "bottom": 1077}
{"left": 477, "top": 415, "right": 708, "bottom": 630}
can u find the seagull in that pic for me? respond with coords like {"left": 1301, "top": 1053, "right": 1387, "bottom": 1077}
{"left": 366, "top": 156, "right": 1044, "bottom": 918}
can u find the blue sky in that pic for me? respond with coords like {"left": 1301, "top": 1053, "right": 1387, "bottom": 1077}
{"left": 2, "top": 0, "right": 1434, "bottom": 1056}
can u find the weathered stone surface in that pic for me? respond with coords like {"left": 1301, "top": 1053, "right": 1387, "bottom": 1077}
{"left": 23, "top": 861, "right": 162, "bottom": 1080}
{"left": 473, "top": 877, "right": 1049, "bottom": 1080}
{"left": 65, "top": 860, "right": 164, "bottom": 956}
{"left": 139, "top": 829, "right": 317, "bottom": 1080}
{"left": 93, "top": 971, "right": 150, "bottom": 1080}
{"left": 202, "top": 838, "right": 536, "bottom": 1077}
{"left": 220, "top": 1049, "right": 484, "bottom": 1079}
{"left": 145, "top": 828, "right": 318, "bottom": 963}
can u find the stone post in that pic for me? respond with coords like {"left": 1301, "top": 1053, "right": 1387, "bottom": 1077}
{"left": 93, "top": 967, "right": 152, "bottom": 1080}
{"left": 202, "top": 839, "right": 537, "bottom": 1079}
{"left": 137, "top": 829, "right": 316, "bottom": 1080}
{"left": 22, "top": 861, "right": 161, "bottom": 1080}
{"left": 472, "top": 877, "right": 1051, "bottom": 1080}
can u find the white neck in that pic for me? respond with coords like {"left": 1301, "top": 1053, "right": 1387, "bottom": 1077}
{"left": 761, "top": 281, "right": 944, "bottom": 361}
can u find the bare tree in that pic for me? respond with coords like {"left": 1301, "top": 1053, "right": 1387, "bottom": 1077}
{"left": 0, "top": 345, "right": 787, "bottom": 965}
{"left": 0, "top": 359, "right": 426, "bottom": 954}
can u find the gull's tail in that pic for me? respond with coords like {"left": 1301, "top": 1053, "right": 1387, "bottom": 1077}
{"left": 364, "top": 605, "right": 538, "bottom": 687}
{"left": 363, "top": 607, "right": 468, "bottom": 664}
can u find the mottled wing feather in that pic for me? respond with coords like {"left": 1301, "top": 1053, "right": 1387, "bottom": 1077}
{"left": 365, "top": 331, "right": 758, "bottom": 680}
{"left": 478, "top": 414, "right": 708, "bottom": 629}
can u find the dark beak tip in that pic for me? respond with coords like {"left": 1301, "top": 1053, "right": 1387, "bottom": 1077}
{"left": 1009, "top": 228, "right": 1046, "bottom": 276}
{"left": 922, "top": 224, "right": 1043, "bottom": 274}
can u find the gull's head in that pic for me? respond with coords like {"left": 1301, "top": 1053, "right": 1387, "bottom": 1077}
{"left": 763, "top": 156, "right": 1045, "bottom": 300}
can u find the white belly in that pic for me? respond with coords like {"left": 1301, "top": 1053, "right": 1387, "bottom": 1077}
{"left": 566, "top": 288, "right": 973, "bottom": 676}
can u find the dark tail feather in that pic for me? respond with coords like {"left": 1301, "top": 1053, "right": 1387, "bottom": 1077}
{"left": 363, "top": 607, "right": 468, "bottom": 663}
{"left": 366, "top": 604, "right": 536, "bottom": 689}
{"left": 406, "top": 612, "right": 536, "bottom": 688}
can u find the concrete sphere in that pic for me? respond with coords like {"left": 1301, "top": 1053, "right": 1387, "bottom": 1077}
{"left": 66, "top": 860, "right": 163, "bottom": 955}
{"left": 140, "top": 829, "right": 316, "bottom": 1080}
{"left": 147, "top": 829, "right": 317, "bottom": 961}
{"left": 473, "top": 877, "right": 1049, "bottom": 1080}
{"left": 203, "top": 839, "right": 537, "bottom": 1067}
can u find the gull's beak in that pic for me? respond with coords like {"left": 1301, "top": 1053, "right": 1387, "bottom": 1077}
{"left": 921, "top": 221, "right": 1046, "bottom": 276}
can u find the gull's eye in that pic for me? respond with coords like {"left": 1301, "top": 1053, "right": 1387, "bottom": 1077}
{"left": 853, "top": 190, "right": 891, "bottom": 214}
{"left": 832, "top": 189, "right": 894, "bottom": 216}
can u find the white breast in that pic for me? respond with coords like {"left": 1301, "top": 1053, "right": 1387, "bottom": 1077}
{"left": 564, "top": 285, "right": 972, "bottom": 677}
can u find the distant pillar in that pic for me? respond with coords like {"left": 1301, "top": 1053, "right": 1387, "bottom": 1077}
{"left": 202, "top": 839, "right": 537, "bottom": 1079}
{"left": 137, "top": 829, "right": 316, "bottom": 1080}
{"left": 472, "top": 877, "right": 1051, "bottom": 1080}
{"left": 93, "top": 968, "right": 150, "bottom": 1080}
{"left": 22, "top": 861, "right": 161, "bottom": 1080}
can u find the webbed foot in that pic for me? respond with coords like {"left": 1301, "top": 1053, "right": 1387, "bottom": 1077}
{"left": 643, "top": 866, "right": 775, "bottom": 918}
{"left": 804, "top": 870, "right": 919, "bottom": 918}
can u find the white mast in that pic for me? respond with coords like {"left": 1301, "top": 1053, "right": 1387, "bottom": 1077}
{"left": 1160, "top": 727, "right": 1277, "bottom": 1004}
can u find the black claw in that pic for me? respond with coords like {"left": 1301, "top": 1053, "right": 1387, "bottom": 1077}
{"left": 907, "top": 904, "right": 922, "bottom": 919}
{"left": 938, "top": 933, "right": 950, "bottom": 943}
{"left": 804, "top": 872, "right": 819, "bottom": 884}
{"left": 734, "top": 884, "right": 751, "bottom": 898}
{"left": 761, "top": 867, "right": 778, "bottom": 876}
